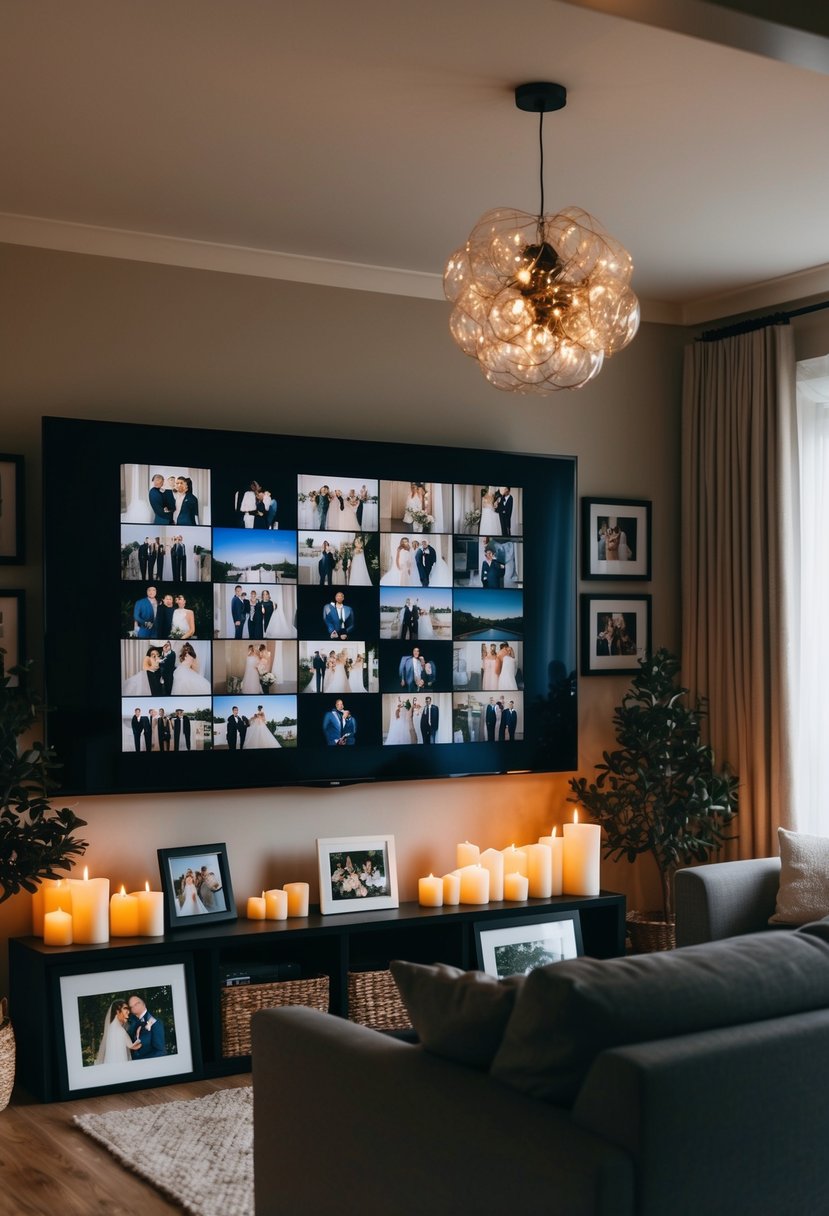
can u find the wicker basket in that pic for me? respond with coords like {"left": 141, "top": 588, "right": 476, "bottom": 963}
{"left": 0, "top": 997, "right": 15, "bottom": 1111}
{"left": 220, "top": 974, "right": 329, "bottom": 1057}
{"left": 626, "top": 911, "right": 676, "bottom": 953}
{"left": 347, "top": 969, "right": 411, "bottom": 1031}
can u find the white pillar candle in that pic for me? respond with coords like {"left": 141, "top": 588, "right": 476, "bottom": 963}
{"left": 284, "top": 882, "right": 310, "bottom": 917}
{"left": 456, "top": 840, "right": 480, "bottom": 868}
{"left": 132, "top": 882, "right": 165, "bottom": 936}
{"left": 526, "top": 843, "right": 553, "bottom": 899}
{"left": 538, "top": 827, "right": 564, "bottom": 895}
{"left": 563, "top": 811, "right": 602, "bottom": 897}
{"left": 32, "top": 878, "right": 61, "bottom": 936}
{"left": 479, "top": 848, "right": 504, "bottom": 902}
{"left": 504, "top": 871, "right": 529, "bottom": 901}
{"left": 418, "top": 875, "right": 444, "bottom": 907}
{"left": 442, "top": 873, "right": 461, "bottom": 905}
{"left": 247, "top": 892, "right": 267, "bottom": 919}
{"left": 43, "top": 907, "right": 73, "bottom": 946}
{"left": 265, "top": 888, "right": 289, "bottom": 920}
{"left": 70, "top": 869, "right": 110, "bottom": 943}
{"left": 110, "top": 885, "right": 140, "bottom": 937}
{"left": 459, "top": 864, "right": 490, "bottom": 905}
{"left": 501, "top": 844, "right": 528, "bottom": 877}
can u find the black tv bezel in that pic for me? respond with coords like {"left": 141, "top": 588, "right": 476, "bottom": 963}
{"left": 43, "top": 416, "right": 577, "bottom": 794}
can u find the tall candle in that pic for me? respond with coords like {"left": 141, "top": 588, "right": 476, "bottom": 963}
{"left": 563, "top": 810, "right": 602, "bottom": 896}
{"left": 284, "top": 882, "right": 310, "bottom": 917}
{"left": 418, "top": 874, "right": 444, "bottom": 907}
{"left": 247, "top": 892, "right": 267, "bottom": 919}
{"left": 456, "top": 840, "right": 480, "bottom": 868}
{"left": 133, "top": 882, "right": 165, "bottom": 936}
{"left": 43, "top": 908, "right": 73, "bottom": 946}
{"left": 479, "top": 848, "right": 504, "bottom": 902}
{"left": 501, "top": 844, "right": 528, "bottom": 877}
{"left": 32, "top": 878, "right": 60, "bottom": 936}
{"left": 70, "top": 868, "right": 110, "bottom": 943}
{"left": 110, "top": 885, "right": 140, "bottom": 937}
{"left": 442, "top": 873, "right": 461, "bottom": 905}
{"left": 265, "top": 888, "right": 288, "bottom": 919}
{"left": 526, "top": 843, "right": 553, "bottom": 899}
{"left": 459, "top": 864, "right": 489, "bottom": 905}
{"left": 539, "top": 827, "right": 564, "bottom": 895}
{"left": 504, "top": 871, "right": 529, "bottom": 901}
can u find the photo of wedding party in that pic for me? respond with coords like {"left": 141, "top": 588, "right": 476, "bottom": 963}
{"left": 121, "top": 639, "right": 212, "bottom": 698}
{"left": 452, "top": 640, "right": 523, "bottom": 692}
{"left": 212, "top": 695, "right": 297, "bottom": 748}
{"left": 120, "top": 525, "right": 211, "bottom": 583}
{"left": 452, "top": 692, "right": 523, "bottom": 742}
{"left": 212, "top": 640, "right": 298, "bottom": 695}
{"left": 378, "top": 480, "right": 452, "bottom": 535}
{"left": 211, "top": 528, "right": 297, "bottom": 584}
{"left": 214, "top": 584, "right": 298, "bottom": 640}
{"left": 298, "top": 641, "right": 377, "bottom": 694}
{"left": 452, "top": 589, "right": 524, "bottom": 640}
{"left": 378, "top": 533, "right": 453, "bottom": 588}
{"left": 121, "top": 700, "right": 212, "bottom": 752}
{"left": 297, "top": 532, "right": 379, "bottom": 586}
{"left": 123, "top": 584, "right": 214, "bottom": 640}
{"left": 296, "top": 476, "right": 379, "bottom": 532}
{"left": 121, "top": 464, "right": 212, "bottom": 527}
{"left": 453, "top": 485, "right": 522, "bottom": 537}
{"left": 452, "top": 535, "right": 523, "bottom": 589}
{"left": 164, "top": 850, "right": 228, "bottom": 919}
{"left": 382, "top": 692, "right": 452, "bottom": 744}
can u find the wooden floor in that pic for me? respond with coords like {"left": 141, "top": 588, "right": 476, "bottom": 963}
{"left": 0, "top": 1073, "right": 252, "bottom": 1215}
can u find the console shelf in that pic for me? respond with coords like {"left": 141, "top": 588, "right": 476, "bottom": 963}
{"left": 9, "top": 891, "right": 625, "bottom": 1101}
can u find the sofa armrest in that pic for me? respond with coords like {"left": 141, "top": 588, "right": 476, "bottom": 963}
{"left": 674, "top": 857, "right": 781, "bottom": 945}
{"left": 252, "top": 1006, "right": 634, "bottom": 1216}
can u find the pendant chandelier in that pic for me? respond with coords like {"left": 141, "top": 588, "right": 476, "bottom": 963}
{"left": 444, "top": 82, "right": 640, "bottom": 393}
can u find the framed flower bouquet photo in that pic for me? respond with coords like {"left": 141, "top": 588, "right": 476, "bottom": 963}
{"left": 317, "top": 835, "right": 399, "bottom": 915}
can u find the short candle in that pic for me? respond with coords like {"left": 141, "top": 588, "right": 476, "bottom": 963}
{"left": 43, "top": 907, "right": 73, "bottom": 946}
{"left": 442, "top": 873, "right": 461, "bottom": 905}
{"left": 110, "top": 885, "right": 140, "bottom": 937}
{"left": 132, "top": 882, "right": 165, "bottom": 936}
{"left": 284, "top": 882, "right": 310, "bottom": 917}
{"left": 503, "top": 871, "right": 529, "bottom": 901}
{"left": 459, "top": 864, "right": 489, "bottom": 905}
{"left": 526, "top": 843, "right": 553, "bottom": 899}
{"left": 265, "top": 888, "right": 289, "bottom": 920}
{"left": 247, "top": 892, "right": 267, "bottom": 920}
{"left": 418, "top": 874, "right": 444, "bottom": 907}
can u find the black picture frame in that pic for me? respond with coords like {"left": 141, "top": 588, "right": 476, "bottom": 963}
{"left": 581, "top": 496, "right": 651, "bottom": 580}
{"left": 0, "top": 454, "right": 24, "bottom": 564}
{"left": 0, "top": 589, "right": 25, "bottom": 687}
{"left": 474, "top": 910, "right": 583, "bottom": 977}
{"left": 54, "top": 956, "right": 201, "bottom": 1098}
{"left": 580, "top": 593, "right": 652, "bottom": 676}
{"left": 157, "top": 842, "right": 237, "bottom": 931}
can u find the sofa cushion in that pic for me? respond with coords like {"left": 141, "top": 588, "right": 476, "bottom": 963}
{"left": 770, "top": 827, "right": 829, "bottom": 925}
{"left": 389, "top": 959, "right": 523, "bottom": 1069}
{"left": 490, "top": 930, "right": 829, "bottom": 1106}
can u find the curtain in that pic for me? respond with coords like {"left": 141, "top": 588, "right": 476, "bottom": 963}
{"left": 681, "top": 323, "right": 798, "bottom": 859}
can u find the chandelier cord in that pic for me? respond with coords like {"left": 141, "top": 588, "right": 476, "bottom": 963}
{"left": 538, "top": 108, "right": 545, "bottom": 221}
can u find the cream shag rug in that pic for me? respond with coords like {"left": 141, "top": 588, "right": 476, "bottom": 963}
{"left": 74, "top": 1085, "right": 253, "bottom": 1216}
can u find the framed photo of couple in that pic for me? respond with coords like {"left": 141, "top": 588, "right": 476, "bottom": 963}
{"left": 582, "top": 496, "right": 651, "bottom": 580}
{"left": 157, "top": 842, "right": 237, "bottom": 931}
{"left": 55, "top": 959, "right": 200, "bottom": 1098}
{"left": 317, "top": 835, "right": 399, "bottom": 915}
{"left": 581, "top": 594, "right": 652, "bottom": 676}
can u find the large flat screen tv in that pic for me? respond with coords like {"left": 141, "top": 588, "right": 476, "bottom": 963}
{"left": 43, "top": 417, "right": 577, "bottom": 794}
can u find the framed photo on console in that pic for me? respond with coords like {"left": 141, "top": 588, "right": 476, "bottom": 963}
{"left": 157, "top": 842, "right": 237, "bottom": 931}
{"left": 474, "top": 910, "right": 583, "bottom": 978}
{"left": 582, "top": 496, "right": 651, "bottom": 580}
{"left": 0, "top": 454, "right": 24, "bottom": 564}
{"left": 55, "top": 958, "right": 200, "bottom": 1098}
{"left": 581, "top": 594, "right": 652, "bottom": 676}
{"left": 317, "top": 834, "right": 399, "bottom": 915}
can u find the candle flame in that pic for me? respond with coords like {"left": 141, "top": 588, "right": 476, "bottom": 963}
{"left": 428, "top": 873, "right": 434, "bottom": 879}
{"left": 573, "top": 809, "right": 579, "bottom": 825}
{"left": 119, "top": 885, "right": 126, "bottom": 897}
{"left": 261, "top": 890, "right": 265, "bottom": 898}
{"left": 145, "top": 880, "right": 150, "bottom": 893}
{"left": 83, "top": 866, "right": 89, "bottom": 881}
{"left": 552, "top": 826, "right": 557, "bottom": 838}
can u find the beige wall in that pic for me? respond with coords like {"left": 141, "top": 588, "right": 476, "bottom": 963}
{"left": 0, "top": 242, "right": 686, "bottom": 986}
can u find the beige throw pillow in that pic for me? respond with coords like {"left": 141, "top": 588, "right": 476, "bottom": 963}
{"left": 770, "top": 827, "right": 829, "bottom": 925}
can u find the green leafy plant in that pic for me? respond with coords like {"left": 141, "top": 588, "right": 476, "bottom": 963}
{"left": 0, "top": 658, "right": 88, "bottom": 902}
{"left": 568, "top": 648, "right": 738, "bottom": 922}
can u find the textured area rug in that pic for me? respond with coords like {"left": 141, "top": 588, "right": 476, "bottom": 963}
{"left": 74, "top": 1085, "right": 253, "bottom": 1216}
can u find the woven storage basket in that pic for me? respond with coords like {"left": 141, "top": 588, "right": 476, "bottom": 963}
{"left": 347, "top": 969, "right": 411, "bottom": 1031}
{"left": 220, "top": 974, "right": 329, "bottom": 1057}
{"left": 0, "top": 997, "right": 15, "bottom": 1111}
{"left": 626, "top": 911, "right": 676, "bottom": 953}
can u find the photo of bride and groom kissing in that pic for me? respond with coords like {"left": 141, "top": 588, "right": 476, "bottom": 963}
{"left": 93, "top": 991, "right": 170, "bottom": 1065}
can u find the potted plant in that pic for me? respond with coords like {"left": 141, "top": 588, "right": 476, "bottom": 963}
{"left": 568, "top": 648, "right": 738, "bottom": 950}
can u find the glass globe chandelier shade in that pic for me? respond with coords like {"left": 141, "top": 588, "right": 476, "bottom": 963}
{"left": 444, "top": 85, "right": 640, "bottom": 393}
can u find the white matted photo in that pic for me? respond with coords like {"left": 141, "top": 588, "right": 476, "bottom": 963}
{"left": 582, "top": 497, "right": 651, "bottom": 580}
{"left": 580, "top": 594, "right": 652, "bottom": 676}
{"left": 317, "top": 835, "right": 399, "bottom": 915}
{"left": 57, "top": 961, "right": 198, "bottom": 1097}
{"left": 474, "top": 911, "right": 583, "bottom": 978}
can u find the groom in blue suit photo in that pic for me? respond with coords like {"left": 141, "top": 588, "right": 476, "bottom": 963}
{"left": 149, "top": 474, "right": 175, "bottom": 525}
{"left": 133, "top": 586, "right": 158, "bottom": 638}
{"left": 127, "top": 993, "right": 167, "bottom": 1059}
{"left": 323, "top": 591, "right": 354, "bottom": 640}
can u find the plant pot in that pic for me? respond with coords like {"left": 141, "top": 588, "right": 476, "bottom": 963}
{"left": 0, "top": 998, "right": 15, "bottom": 1111}
{"left": 626, "top": 911, "right": 676, "bottom": 954}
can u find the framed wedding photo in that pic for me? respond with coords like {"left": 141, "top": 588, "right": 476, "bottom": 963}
{"left": 55, "top": 959, "right": 200, "bottom": 1098}
{"left": 0, "top": 454, "right": 24, "bottom": 564}
{"left": 0, "top": 590, "right": 25, "bottom": 687}
{"left": 317, "top": 835, "right": 399, "bottom": 915}
{"left": 582, "top": 496, "right": 651, "bottom": 580}
{"left": 157, "top": 842, "right": 237, "bottom": 931}
{"left": 474, "top": 910, "right": 583, "bottom": 979}
{"left": 581, "top": 594, "right": 652, "bottom": 676}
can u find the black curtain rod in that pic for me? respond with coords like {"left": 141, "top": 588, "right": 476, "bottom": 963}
{"left": 699, "top": 298, "right": 829, "bottom": 343}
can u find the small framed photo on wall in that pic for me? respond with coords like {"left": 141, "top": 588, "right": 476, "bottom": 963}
{"left": 581, "top": 594, "right": 651, "bottom": 676}
{"left": 582, "top": 497, "right": 651, "bottom": 580}
{"left": 0, "top": 590, "right": 25, "bottom": 687}
{"left": 0, "top": 455, "right": 24, "bottom": 564}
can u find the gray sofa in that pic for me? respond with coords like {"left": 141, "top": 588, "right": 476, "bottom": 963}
{"left": 674, "top": 855, "right": 782, "bottom": 945}
{"left": 252, "top": 921, "right": 829, "bottom": 1216}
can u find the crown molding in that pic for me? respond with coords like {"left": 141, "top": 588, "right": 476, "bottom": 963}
{"left": 680, "top": 262, "right": 829, "bottom": 326}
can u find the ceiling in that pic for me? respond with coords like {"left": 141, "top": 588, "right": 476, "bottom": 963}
{"left": 2, "top": 0, "right": 828, "bottom": 325}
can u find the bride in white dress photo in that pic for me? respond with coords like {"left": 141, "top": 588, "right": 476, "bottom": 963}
{"left": 241, "top": 645, "right": 261, "bottom": 694}
{"left": 479, "top": 488, "right": 501, "bottom": 535}
{"left": 380, "top": 537, "right": 413, "bottom": 585}
{"left": 245, "top": 708, "right": 281, "bottom": 748}
{"left": 497, "top": 643, "right": 518, "bottom": 691}
{"left": 385, "top": 698, "right": 416, "bottom": 745}
{"left": 95, "top": 1000, "right": 133, "bottom": 1064}
{"left": 171, "top": 642, "right": 211, "bottom": 694}
{"left": 338, "top": 490, "right": 361, "bottom": 531}
{"left": 178, "top": 871, "right": 208, "bottom": 915}
{"left": 264, "top": 592, "right": 296, "bottom": 639}
{"left": 347, "top": 537, "right": 373, "bottom": 586}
